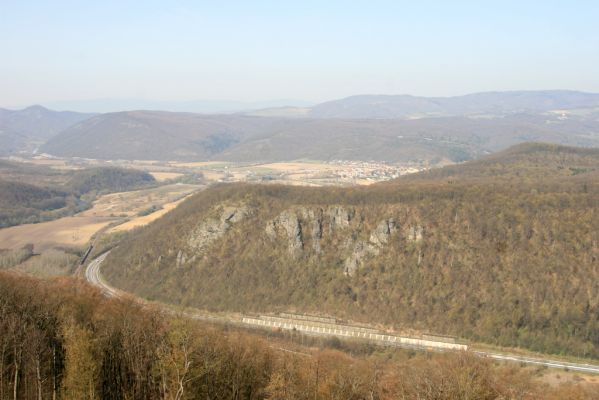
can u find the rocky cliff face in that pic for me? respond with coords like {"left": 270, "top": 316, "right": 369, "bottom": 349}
{"left": 181, "top": 203, "right": 251, "bottom": 266}
{"left": 266, "top": 210, "right": 304, "bottom": 254}
{"left": 264, "top": 206, "right": 419, "bottom": 276}
{"left": 171, "top": 201, "right": 424, "bottom": 276}
{"left": 341, "top": 218, "right": 401, "bottom": 276}
{"left": 101, "top": 158, "right": 599, "bottom": 360}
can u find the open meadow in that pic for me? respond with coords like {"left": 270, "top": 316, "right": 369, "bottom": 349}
{"left": 0, "top": 183, "right": 201, "bottom": 251}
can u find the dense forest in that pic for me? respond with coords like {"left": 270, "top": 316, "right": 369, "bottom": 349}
{"left": 402, "top": 142, "right": 599, "bottom": 182}
{"left": 0, "top": 181, "right": 75, "bottom": 227}
{"left": 1, "top": 272, "right": 597, "bottom": 399}
{"left": 103, "top": 144, "right": 599, "bottom": 359}
{"left": 67, "top": 167, "right": 156, "bottom": 196}
{"left": 0, "top": 162, "right": 155, "bottom": 228}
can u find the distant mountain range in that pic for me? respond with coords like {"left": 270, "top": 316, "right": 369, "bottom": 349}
{"left": 252, "top": 90, "right": 599, "bottom": 119}
{"left": 2, "top": 90, "right": 599, "bottom": 163}
{"left": 40, "top": 107, "right": 599, "bottom": 163}
{"left": 40, "top": 98, "right": 315, "bottom": 114}
{"left": 0, "top": 105, "right": 93, "bottom": 155}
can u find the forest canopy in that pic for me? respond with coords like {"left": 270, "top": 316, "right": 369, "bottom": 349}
{"left": 103, "top": 143, "right": 599, "bottom": 359}
{"left": 1, "top": 271, "right": 596, "bottom": 399}
{"left": 0, "top": 163, "right": 155, "bottom": 228}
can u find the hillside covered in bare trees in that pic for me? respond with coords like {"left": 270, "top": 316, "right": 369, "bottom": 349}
{"left": 103, "top": 143, "right": 599, "bottom": 360}
{"left": 2, "top": 272, "right": 598, "bottom": 399}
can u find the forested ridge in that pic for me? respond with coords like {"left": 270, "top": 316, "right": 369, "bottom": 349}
{"left": 402, "top": 142, "right": 599, "bottom": 182}
{"left": 1, "top": 272, "right": 597, "bottom": 399}
{"left": 0, "top": 163, "right": 155, "bottom": 228}
{"left": 103, "top": 143, "right": 599, "bottom": 359}
{"left": 66, "top": 167, "right": 155, "bottom": 195}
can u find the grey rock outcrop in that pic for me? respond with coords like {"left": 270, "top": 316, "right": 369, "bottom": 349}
{"left": 266, "top": 210, "right": 304, "bottom": 254}
{"left": 344, "top": 240, "right": 369, "bottom": 276}
{"left": 343, "top": 218, "right": 399, "bottom": 276}
{"left": 266, "top": 207, "right": 400, "bottom": 275}
{"left": 327, "top": 206, "right": 353, "bottom": 232}
{"left": 302, "top": 208, "right": 324, "bottom": 252}
{"left": 187, "top": 204, "right": 250, "bottom": 257}
{"left": 369, "top": 218, "right": 397, "bottom": 247}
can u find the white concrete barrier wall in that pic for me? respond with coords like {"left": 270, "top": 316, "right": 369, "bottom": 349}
{"left": 241, "top": 317, "right": 468, "bottom": 351}
{"left": 261, "top": 315, "right": 379, "bottom": 333}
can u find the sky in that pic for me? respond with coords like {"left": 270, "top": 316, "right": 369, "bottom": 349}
{"left": 1, "top": 0, "right": 599, "bottom": 109}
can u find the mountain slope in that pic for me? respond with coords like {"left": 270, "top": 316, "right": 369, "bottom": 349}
{"left": 102, "top": 143, "right": 599, "bottom": 359}
{"left": 0, "top": 162, "right": 155, "bottom": 228}
{"left": 308, "top": 90, "right": 599, "bottom": 119}
{"left": 402, "top": 142, "right": 599, "bottom": 182}
{"left": 40, "top": 111, "right": 273, "bottom": 161}
{"left": 41, "top": 109, "right": 599, "bottom": 163}
{"left": 0, "top": 105, "right": 93, "bottom": 154}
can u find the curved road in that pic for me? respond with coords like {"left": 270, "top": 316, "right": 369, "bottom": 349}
{"left": 86, "top": 253, "right": 599, "bottom": 374}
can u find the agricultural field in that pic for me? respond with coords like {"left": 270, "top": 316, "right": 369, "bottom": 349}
{"left": 0, "top": 155, "right": 418, "bottom": 278}
{"left": 0, "top": 215, "right": 116, "bottom": 252}
{"left": 168, "top": 159, "right": 422, "bottom": 186}
{"left": 148, "top": 171, "right": 184, "bottom": 181}
{"left": 0, "top": 183, "right": 201, "bottom": 250}
{"left": 16, "top": 154, "right": 422, "bottom": 187}
{"left": 80, "top": 183, "right": 200, "bottom": 219}
{"left": 108, "top": 195, "right": 191, "bottom": 232}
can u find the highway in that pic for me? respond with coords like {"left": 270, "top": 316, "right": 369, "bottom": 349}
{"left": 472, "top": 351, "right": 599, "bottom": 374}
{"left": 85, "top": 252, "right": 119, "bottom": 297}
{"left": 85, "top": 253, "right": 599, "bottom": 374}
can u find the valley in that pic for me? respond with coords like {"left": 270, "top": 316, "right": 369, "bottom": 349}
{"left": 86, "top": 251, "right": 599, "bottom": 375}
{"left": 5, "top": 266, "right": 599, "bottom": 399}
{"left": 5, "top": 3, "right": 599, "bottom": 396}
{"left": 4, "top": 143, "right": 598, "bottom": 367}
{"left": 0, "top": 155, "right": 414, "bottom": 277}
{"left": 11, "top": 152, "right": 423, "bottom": 187}
{"left": 0, "top": 182, "right": 200, "bottom": 252}
{"left": 86, "top": 144, "right": 599, "bottom": 365}
{"left": 2, "top": 134, "right": 599, "bottom": 399}
{"left": 3, "top": 89, "right": 599, "bottom": 400}
{"left": 3, "top": 143, "right": 598, "bottom": 368}
{"left": 0, "top": 215, "right": 117, "bottom": 252}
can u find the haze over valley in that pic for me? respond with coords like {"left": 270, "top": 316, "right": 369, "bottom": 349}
{"left": 2, "top": 90, "right": 599, "bottom": 166}
{"left": 3, "top": 1, "right": 599, "bottom": 398}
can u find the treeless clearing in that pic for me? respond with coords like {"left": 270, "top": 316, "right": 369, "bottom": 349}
{"left": 109, "top": 196, "right": 189, "bottom": 232}
{"left": 149, "top": 171, "right": 183, "bottom": 181}
{"left": 177, "top": 160, "right": 414, "bottom": 186}
{"left": 0, "top": 216, "right": 117, "bottom": 252}
{"left": 169, "top": 161, "right": 229, "bottom": 168}
{"left": 254, "top": 162, "right": 338, "bottom": 171}
{"left": 0, "top": 183, "right": 201, "bottom": 252}
{"left": 13, "top": 156, "right": 73, "bottom": 169}
{"left": 201, "top": 170, "right": 226, "bottom": 181}
{"left": 80, "top": 183, "right": 200, "bottom": 217}
{"left": 259, "top": 179, "right": 321, "bottom": 187}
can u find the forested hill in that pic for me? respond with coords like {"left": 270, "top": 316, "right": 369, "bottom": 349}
{"left": 306, "top": 90, "right": 599, "bottom": 119}
{"left": 4, "top": 272, "right": 595, "bottom": 399}
{"left": 0, "top": 164, "right": 155, "bottom": 228}
{"left": 0, "top": 105, "right": 93, "bottom": 155}
{"left": 102, "top": 143, "right": 599, "bottom": 359}
{"left": 67, "top": 166, "right": 155, "bottom": 195}
{"left": 400, "top": 142, "right": 599, "bottom": 183}
{"left": 40, "top": 109, "right": 599, "bottom": 163}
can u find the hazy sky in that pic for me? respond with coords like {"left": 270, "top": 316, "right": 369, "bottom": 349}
{"left": 2, "top": 0, "right": 599, "bottom": 108}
